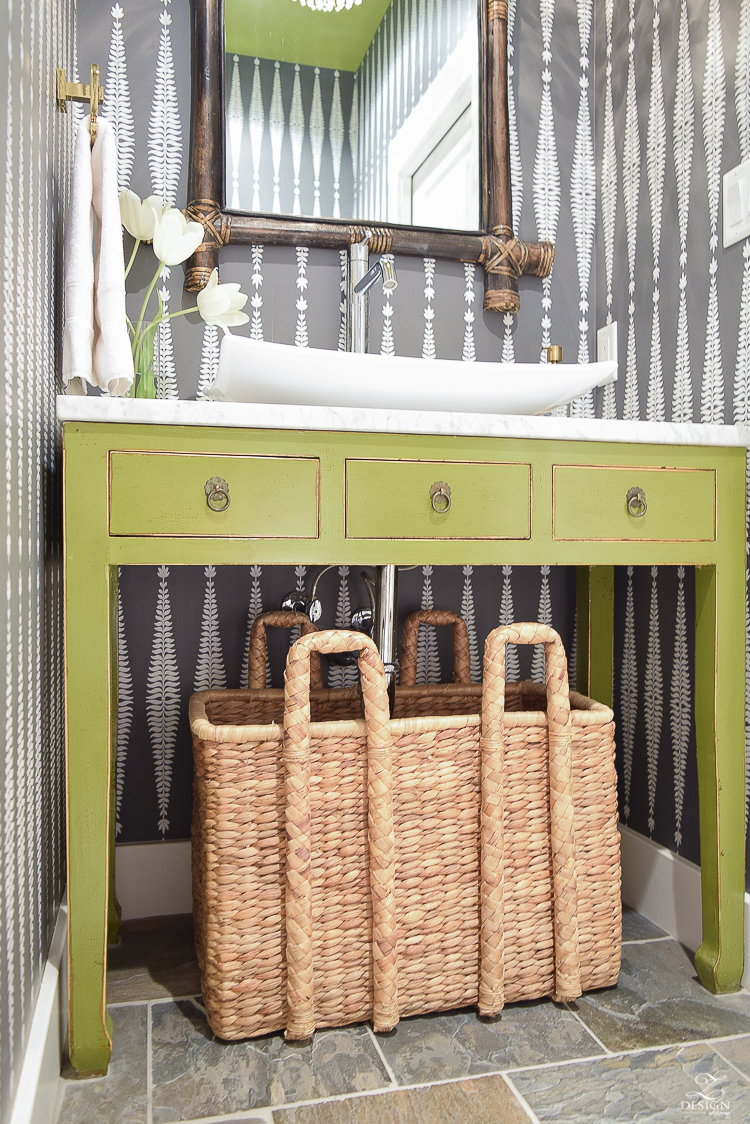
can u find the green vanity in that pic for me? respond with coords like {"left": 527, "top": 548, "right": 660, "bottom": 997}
{"left": 58, "top": 396, "right": 748, "bottom": 1075}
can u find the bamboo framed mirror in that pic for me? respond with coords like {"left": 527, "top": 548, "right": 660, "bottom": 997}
{"left": 185, "top": 0, "right": 553, "bottom": 313}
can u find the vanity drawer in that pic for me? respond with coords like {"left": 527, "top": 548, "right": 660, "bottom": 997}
{"left": 345, "top": 459, "right": 531, "bottom": 539}
{"left": 552, "top": 465, "right": 716, "bottom": 541}
{"left": 109, "top": 452, "right": 320, "bottom": 538}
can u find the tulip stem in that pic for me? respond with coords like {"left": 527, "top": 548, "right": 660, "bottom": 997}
{"left": 124, "top": 239, "right": 141, "bottom": 281}
{"left": 162, "top": 306, "right": 199, "bottom": 322}
{"left": 133, "top": 261, "right": 165, "bottom": 354}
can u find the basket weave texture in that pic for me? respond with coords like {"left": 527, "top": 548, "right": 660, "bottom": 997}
{"left": 245, "top": 610, "right": 362, "bottom": 722}
{"left": 393, "top": 609, "right": 480, "bottom": 719}
{"left": 190, "top": 623, "right": 621, "bottom": 1042}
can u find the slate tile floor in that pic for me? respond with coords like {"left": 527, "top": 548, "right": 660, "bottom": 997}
{"left": 55, "top": 907, "right": 750, "bottom": 1123}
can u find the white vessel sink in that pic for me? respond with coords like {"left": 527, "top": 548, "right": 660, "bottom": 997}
{"left": 210, "top": 335, "right": 617, "bottom": 416}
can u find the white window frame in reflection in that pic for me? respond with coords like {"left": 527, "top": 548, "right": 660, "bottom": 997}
{"left": 386, "top": 26, "right": 480, "bottom": 232}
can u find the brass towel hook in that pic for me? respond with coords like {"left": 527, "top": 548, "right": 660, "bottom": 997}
{"left": 56, "top": 64, "right": 103, "bottom": 146}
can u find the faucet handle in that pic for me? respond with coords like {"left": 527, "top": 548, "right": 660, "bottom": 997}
{"left": 354, "top": 256, "right": 398, "bottom": 296}
{"left": 354, "top": 261, "right": 383, "bottom": 295}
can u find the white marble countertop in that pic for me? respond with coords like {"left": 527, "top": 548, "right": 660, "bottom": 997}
{"left": 56, "top": 395, "right": 750, "bottom": 447}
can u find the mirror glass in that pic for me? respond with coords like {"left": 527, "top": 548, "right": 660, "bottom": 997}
{"left": 224, "top": 0, "right": 481, "bottom": 231}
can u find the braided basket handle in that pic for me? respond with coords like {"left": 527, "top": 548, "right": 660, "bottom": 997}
{"left": 283, "top": 629, "right": 398, "bottom": 1040}
{"left": 399, "top": 610, "right": 471, "bottom": 685}
{"left": 479, "top": 623, "right": 581, "bottom": 1016}
{"left": 248, "top": 610, "right": 323, "bottom": 690}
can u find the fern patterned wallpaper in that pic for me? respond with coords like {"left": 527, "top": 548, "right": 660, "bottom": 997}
{"left": 226, "top": 0, "right": 476, "bottom": 225}
{"left": 227, "top": 56, "right": 357, "bottom": 219}
{"left": 77, "top": 0, "right": 748, "bottom": 886}
{"left": 0, "top": 0, "right": 74, "bottom": 1119}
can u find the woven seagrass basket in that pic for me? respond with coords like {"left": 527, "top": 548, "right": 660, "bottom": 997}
{"left": 394, "top": 608, "right": 480, "bottom": 719}
{"left": 244, "top": 610, "right": 362, "bottom": 722}
{"left": 190, "top": 623, "right": 621, "bottom": 1042}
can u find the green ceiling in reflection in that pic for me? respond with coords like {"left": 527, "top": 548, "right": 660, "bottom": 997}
{"left": 225, "top": 0, "right": 393, "bottom": 72}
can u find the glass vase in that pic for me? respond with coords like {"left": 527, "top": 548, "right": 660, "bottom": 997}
{"left": 133, "top": 325, "right": 157, "bottom": 399}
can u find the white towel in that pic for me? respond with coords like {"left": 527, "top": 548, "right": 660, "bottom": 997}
{"left": 62, "top": 120, "right": 94, "bottom": 395}
{"left": 63, "top": 118, "right": 134, "bottom": 396}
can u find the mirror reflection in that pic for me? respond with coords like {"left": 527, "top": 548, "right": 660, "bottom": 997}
{"left": 225, "top": 0, "right": 480, "bottom": 231}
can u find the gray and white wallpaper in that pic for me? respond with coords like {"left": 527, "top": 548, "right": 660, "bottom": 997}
{"left": 226, "top": 0, "right": 476, "bottom": 227}
{"left": 355, "top": 0, "right": 476, "bottom": 224}
{"left": 0, "top": 0, "right": 74, "bottom": 1120}
{"left": 76, "top": 0, "right": 749, "bottom": 889}
{"left": 226, "top": 56, "right": 357, "bottom": 220}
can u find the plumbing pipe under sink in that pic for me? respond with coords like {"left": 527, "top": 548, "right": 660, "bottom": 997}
{"left": 347, "top": 239, "right": 400, "bottom": 698}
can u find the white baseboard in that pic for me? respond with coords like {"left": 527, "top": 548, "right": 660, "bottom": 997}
{"left": 619, "top": 824, "right": 750, "bottom": 989}
{"left": 115, "top": 840, "right": 192, "bottom": 920}
{"left": 9, "top": 898, "right": 67, "bottom": 1124}
{"left": 619, "top": 824, "right": 703, "bottom": 951}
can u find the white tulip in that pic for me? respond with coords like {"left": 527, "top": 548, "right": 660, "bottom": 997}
{"left": 119, "top": 190, "right": 167, "bottom": 242}
{"left": 152, "top": 208, "right": 205, "bottom": 267}
{"left": 197, "top": 269, "right": 250, "bottom": 334}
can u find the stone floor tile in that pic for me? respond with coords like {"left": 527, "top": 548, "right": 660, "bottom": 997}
{"left": 272, "top": 1074, "right": 530, "bottom": 1123}
{"left": 621, "top": 905, "right": 668, "bottom": 943}
{"left": 375, "top": 999, "right": 603, "bottom": 1085}
{"left": 570, "top": 939, "right": 750, "bottom": 1051}
{"left": 712, "top": 1035, "right": 750, "bottom": 1080}
{"left": 57, "top": 1005, "right": 148, "bottom": 1124}
{"left": 150, "top": 1000, "right": 391, "bottom": 1121}
{"left": 155, "top": 1116, "right": 271, "bottom": 1124}
{"left": 511, "top": 1041, "right": 750, "bottom": 1122}
{"left": 107, "top": 913, "right": 201, "bottom": 1003}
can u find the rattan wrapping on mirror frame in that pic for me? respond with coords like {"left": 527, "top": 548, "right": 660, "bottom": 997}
{"left": 189, "top": 624, "right": 621, "bottom": 1043}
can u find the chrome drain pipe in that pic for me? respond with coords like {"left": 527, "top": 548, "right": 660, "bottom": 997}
{"left": 373, "top": 564, "right": 398, "bottom": 706}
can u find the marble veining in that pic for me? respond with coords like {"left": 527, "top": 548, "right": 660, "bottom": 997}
{"left": 56, "top": 395, "right": 750, "bottom": 447}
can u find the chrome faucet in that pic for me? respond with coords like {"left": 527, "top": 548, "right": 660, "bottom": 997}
{"left": 346, "top": 235, "right": 398, "bottom": 354}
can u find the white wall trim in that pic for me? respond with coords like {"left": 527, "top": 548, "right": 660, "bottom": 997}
{"left": 9, "top": 898, "right": 67, "bottom": 1124}
{"left": 619, "top": 824, "right": 703, "bottom": 951}
{"left": 116, "top": 839, "right": 192, "bottom": 919}
{"left": 619, "top": 824, "right": 750, "bottom": 989}
{"left": 387, "top": 26, "right": 479, "bottom": 225}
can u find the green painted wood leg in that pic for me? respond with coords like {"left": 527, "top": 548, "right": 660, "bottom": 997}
{"left": 107, "top": 566, "right": 122, "bottom": 948}
{"left": 65, "top": 441, "right": 114, "bottom": 1075}
{"left": 694, "top": 564, "right": 746, "bottom": 993}
{"left": 576, "top": 566, "right": 614, "bottom": 707}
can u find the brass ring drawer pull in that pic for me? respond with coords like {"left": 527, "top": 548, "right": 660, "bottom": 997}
{"left": 626, "top": 486, "right": 647, "bottom": 518}
{"left": 205, "top": 476, "right": 230, "bottom": 512}
{"left": 430, "top": 481, "right": 451, "bottom": 514}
